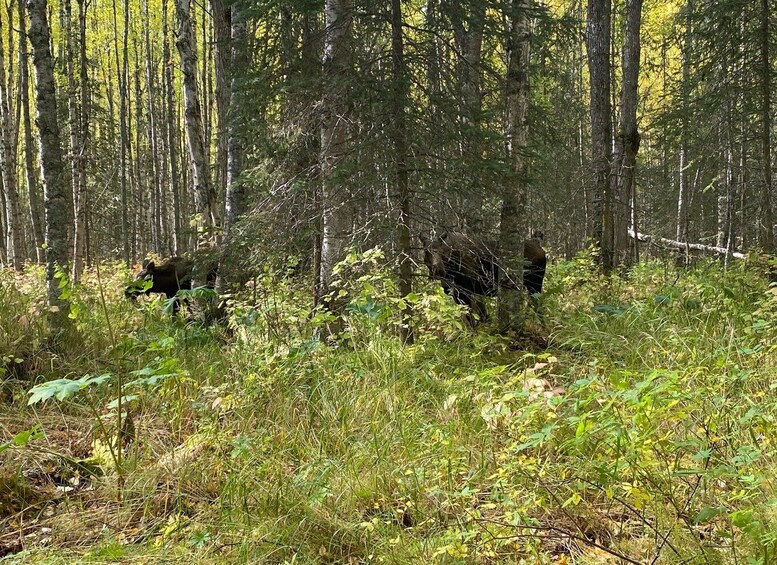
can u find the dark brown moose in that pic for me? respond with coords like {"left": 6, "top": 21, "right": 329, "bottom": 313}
{"left": 125, "top": 257, "right": 217, "bottom": 311}
{"left": 420, "top": 232, "right": 546, "bottom": 323}
{"left": 125, "top": 257, "right": 193, "bottom": 299}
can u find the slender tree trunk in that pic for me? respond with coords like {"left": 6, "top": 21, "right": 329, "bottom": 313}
{"left": 458, "top": 2, "right": 486, "bottom": 233}
{"left": 302, "top": 10, "right": 323, "bottom": 307}
{"left": 676, "top": 0, "right": 692, "bottom": 246}
{"left": 28, "top": 0, "right": 71, "bottom": 327}
{"left": 211, "top": 0, "right": 230, "bottom": 206}
{"left": 0, "top": 5, "right": 24, "bottom": 269}
{"left": 163, "top": 0, "right": 182, "bottom": 255}
{"left": 612, "top": 0, "right": 642, "bottom": 266}
{"left": 499, "top": 0, "right": 531, "bottom": 328}
{"left": 174, "top": 0, "right": 217, "bottom": 248}
{"left": 64, "top": 0, "right": 86, "bottom": 280}
{"left": 112, "top": 0, "right": 130, "bottom": 265}
{"left": 390, "top": 0, "right": 413, "bottom": 344}
{"left": 77, "top": 0, "right": 90, "bottom": 266}
{"left": 143, "top": 0, "right": 164, "bottom": 255}
{"left": 586, "top": 0, "right": 613, "bottom": 273}
{"left": 133, "top": 63, "right": 146, "bottom": 256}
{"left": 319, "top": 0, "right": 352, "bottom": 301}
{"left": 18, "top": 0, "right": 44, "bottom": 263}
{"left": 216, "top": 5, "right": 248, "bottom": 297}
{"left": 760, "top": 0, "right": 773, "bottom": 252}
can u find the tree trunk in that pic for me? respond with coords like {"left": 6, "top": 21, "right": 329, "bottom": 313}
{"left": 64, "top": 0, "right": 86, "bottom": 281}
{"left": 458, "top": 2, "right": 486, "bottom": 234}
{"left": 112, "top": 0, "right": 130, "bottom": 265}
{"left": 216, "top": 6, "right": 247, "bottom": 295}
{"left": 586, "top": 0, "right": 612, "bottom": 273}
{"left": 77, "top": 0, "right": 90, "bottom": 266}
{"left": 163, "top": 0, "right": 182, "bottom": 255}
{"left": 676, "top": 0, "right": 692, "bottom": 249}
{"left": 211, "top": 0, "right": 230, "bottom": 205}
{"left": 302, "top": 10, "right": 323, "bottom": 307}
{"left": 499, "top": 0, "right": 531, "bottom": 329}
{"left": 174, "top": 0, "right": 217, "bottom": 248}
{"left": 0, "top": 5, "right": 24, "bottom": 269}
{"left": 759, "top": 0, "right": 773, "bottom": 252}
{"left": 143, "top": 0, "right": 163, "bottom": 254}
{"left": 18, "top": 0, "right": 45, "bottom": 263}
{"left": 27, "top": 0, "right": 71, "bottom": 328}
{"left": 612, "top": 0, "right": 642, "bottom": 266}
{"left": 390, "top": 0, "right": 414, "bottom": 344}
{"left": 319, "top": 0, "right": 352, "bottom": 301}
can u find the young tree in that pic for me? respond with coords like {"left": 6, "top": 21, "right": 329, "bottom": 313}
{"left": 675, "top": 0, "right": 692, "bottom": 246}
{"left": 389, "top": 0, "right": 414, "bottom": 344}
{"left": 64, "top": 0, "right": 87, "bottom": 280}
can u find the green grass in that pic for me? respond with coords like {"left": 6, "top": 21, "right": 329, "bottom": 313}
{"left": 2, "top": 253, "right": 777, "bottom": 563}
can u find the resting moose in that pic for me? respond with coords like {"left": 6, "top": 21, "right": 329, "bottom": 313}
{"left": 125, "top": 256, "right": 217, "bottom": 311}
{"left": 420, "top": 232, "right": 546, "bottom": 322}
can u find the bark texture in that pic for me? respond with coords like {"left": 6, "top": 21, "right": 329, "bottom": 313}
{"left": 27, "top": 0, "right": 71, "bottom": 324}
{"left": 319, "top": 0, "right": 353, "bottom": 299}
{"left": 499, "top": 0, "right": 531, "bottom": 329}
{"left": 586, "top": 0, "right": 613, "bottom": 272}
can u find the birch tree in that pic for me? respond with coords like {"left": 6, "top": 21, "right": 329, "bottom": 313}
{"left": 174, "top": 0, "right": 218, "bottom": 246}
{"left": 27, "top": 0, "right": 71, "bottom": 328}
{"left": 0, "top": 6, "right": 24, "bottom": 269}
{"left": 18, "top": 0, "right": 44, "bottom": 263}
{"left": 319, "top": 0, "right": 352, "bottom": 301}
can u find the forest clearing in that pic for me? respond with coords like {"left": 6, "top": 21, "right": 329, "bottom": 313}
{"left": 2, "top": 0, "right": 777, "bottom": 562}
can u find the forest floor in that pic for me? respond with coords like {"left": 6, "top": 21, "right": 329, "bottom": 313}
{"left": 1, "top": 252, "right": 777, "bottom": 564}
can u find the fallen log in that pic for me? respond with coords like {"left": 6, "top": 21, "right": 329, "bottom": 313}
{"left": 629, "top": 230, "right": 746, "bottom": 260}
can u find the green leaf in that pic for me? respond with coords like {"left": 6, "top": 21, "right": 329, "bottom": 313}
{"left": 28, "top": 374, "right": 113, "bottom": 405}
{"left": 0, "top": 425, "right": 43, "bottom": 454}
{"left": 28, "top": 378, "right": 84, "bottom": 404}
{"left": 730, "top": 509, "right": 755, "bottom": 529}
{"left": 694, "top": 507, "right": 723, "bottom": 524}
{"left": 592, "top": 304, "right": 625, "bottom": 316}
{"left": 105, "top": 395, "right": 139, "bottom": 410}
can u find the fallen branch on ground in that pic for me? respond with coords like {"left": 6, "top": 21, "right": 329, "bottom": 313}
{"left": 629, "top": 230, "right": 746, "bottom": 259}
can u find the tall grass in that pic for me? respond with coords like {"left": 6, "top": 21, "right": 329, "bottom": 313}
{"left": 2, "top": 253, "right": 777, "bottom": 563}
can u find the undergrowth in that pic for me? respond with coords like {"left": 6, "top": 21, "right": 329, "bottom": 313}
{"left": 1, "top": 252, "right": 777, "bottom": 564}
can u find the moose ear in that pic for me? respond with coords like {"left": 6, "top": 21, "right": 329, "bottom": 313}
{"left": 145, "top": 261, "right": 155, "bottom": 272}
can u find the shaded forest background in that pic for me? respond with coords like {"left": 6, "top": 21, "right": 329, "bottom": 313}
{"left": 0, "top": 0, "right": 775, "bottom": 288}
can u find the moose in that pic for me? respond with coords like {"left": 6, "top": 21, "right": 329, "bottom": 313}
{"left": 420, "top": 232, "right": 546, "bottom": 322}
{"left": 125, "top": 256, "right": 217, "bottom": 311}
